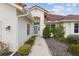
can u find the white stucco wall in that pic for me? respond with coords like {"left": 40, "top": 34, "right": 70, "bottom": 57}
{"left": 0, "top": 4, "right": 18, "bottom": 51}
{"left": 31, "top": 9, "right": 45, "bottom": 36}
{"left": 18, "top": 16, "right": 33, "bottom": 46}
{"left": 63, "top": 22, "right": 79, "bottom": 37}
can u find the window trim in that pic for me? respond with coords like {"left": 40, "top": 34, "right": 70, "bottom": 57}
{"left": 74, "top": 23, "right": 79, "bottom": 33}
{"left": 27, "top": 24, "right": 30, "bottom": 35}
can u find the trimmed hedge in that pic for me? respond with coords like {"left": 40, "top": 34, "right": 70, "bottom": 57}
{"left": 68, "top": 44, "right": 79, "bottom": 55}
{"left": 18, "top": 45, "right": 31, "bottom": 56}
{"left": 67, "top": 35, "right": 79, "bottom": 44}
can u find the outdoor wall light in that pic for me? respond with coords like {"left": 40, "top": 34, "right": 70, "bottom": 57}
{"left": 6, "top": 26, "right": 11, "bottom": 30}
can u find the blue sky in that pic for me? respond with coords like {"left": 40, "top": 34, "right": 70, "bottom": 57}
{"left": 26, "top": 3, "right": 79, "bottom": 15}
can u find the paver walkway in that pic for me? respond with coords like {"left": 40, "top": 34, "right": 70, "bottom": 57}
{"left": 29, "top": 36, "right": 51, "bottom": 56}
{"left": 46, "top": 38, "right": 72, "bottom": 56}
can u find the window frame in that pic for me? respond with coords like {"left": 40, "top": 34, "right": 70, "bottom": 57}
{"left": 74, "top": 23, "right": 79, "bottom": 33}
{"left": 27, "top": 24, "right": 30, "bottom": 35}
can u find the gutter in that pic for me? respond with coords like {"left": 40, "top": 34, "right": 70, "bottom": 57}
{"left": 9, "top": 3, "right": 35, "bottom": 22}
{"left": 45, "top": 20, "right": 79, "bottom": 24}
{"left": 9, "top": 3, "right": 23, "bottom": 12}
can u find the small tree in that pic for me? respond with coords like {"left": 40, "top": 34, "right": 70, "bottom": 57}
{"left": 43, "top": 25, "right": 51, "bottom": 39}
{"left": 52, "top": 25, "right": 65, "bottom": 38}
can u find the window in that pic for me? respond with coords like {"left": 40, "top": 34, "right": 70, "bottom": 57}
{"left": 27, "top": 24, "right": 30, "bottom": 35}
{"left": 0, "top": 21, "right": 2, "bottom": 37}
{"left": 74, "top": 23, "right": 79, "bottom": 33}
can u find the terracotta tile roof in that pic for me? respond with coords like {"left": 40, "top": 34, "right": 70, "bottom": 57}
{"left": 62, "top": 15, "right": 79, "bottom": 20}
{"left": 16, "top": 3, "right": 26, "bottom": 8}
{"left": 45, "top": 14, "right": 79, "bottom": 21}
{"left": 29, "top": 5, "right": 48, "bottom": 13}
{"left": 45, "top": 14, "right": 64, "bottom": 21}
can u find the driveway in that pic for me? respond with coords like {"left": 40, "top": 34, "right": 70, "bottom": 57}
{"left": 46, "top": 38, "right": 72, "bottom": 56}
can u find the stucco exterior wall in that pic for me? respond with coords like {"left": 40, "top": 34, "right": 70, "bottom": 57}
{"left": 0, "top": 4, "right": 18, "bottom": 51}
{"left": 63, "top": 22, "right": 79, "bottom": 37}
{"left": 31, "top": 9, "right": 45, "bottom": 36}
{"left": 18, "top": 17, "right": 33, "bottom": 46}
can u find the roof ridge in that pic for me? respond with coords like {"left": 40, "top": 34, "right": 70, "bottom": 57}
{"left": 29, "top": 5, "right": 48, "bottom": 13}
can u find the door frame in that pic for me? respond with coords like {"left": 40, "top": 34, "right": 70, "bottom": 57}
{"left": 34, "top": 24, "right": 40, "bottom": 35}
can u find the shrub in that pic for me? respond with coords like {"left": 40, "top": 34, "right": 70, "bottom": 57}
{"left": 67, "top": 35, "right": 79, "bottom": 44}
{"left": 43, "top": 25, "right": 51, "bottom": 39}
{"left": 68, "top": 44, "right": 79, "bottom": 55}
{"left": 51, "top": 25, "right": 65, "bottom": 42}
{"left": 18, "top": 45, "right": 31, "bottom": 56}
{"left": 25, "top": 36, "right": 36, "bottom": 46}
{"left": 57, "top": 37, "right": 67, "bottom": 43}
{"left": 51, "top": 25, "right": 65, "bottom": 39}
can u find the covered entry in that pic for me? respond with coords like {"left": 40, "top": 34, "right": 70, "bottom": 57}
{"left": 34, "top": 16, "right": 40, "bottom": 36}
{"left": 34, "top": 22, "right": 40, "bottom": 35}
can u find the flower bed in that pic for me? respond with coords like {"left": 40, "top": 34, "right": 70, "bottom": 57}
{"left": 14, "top": 36, "right": 36, "bottom": 56}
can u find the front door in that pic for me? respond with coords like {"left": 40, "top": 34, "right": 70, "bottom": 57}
{"left": 34, "top": 26, "right": 38, "bottom": 34}
{"left": 34, "top": 22, "right": 40, "bottom": 35}
{"left": 34, "top": 25, "right": 39, "bottom": 35}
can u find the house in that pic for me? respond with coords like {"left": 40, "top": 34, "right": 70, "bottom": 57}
{"left": 0, "top": 3, "right": 34, "bottom": 51}
{"left": 45, "top": 14, "right": 79, "bottom": 37}
{"left": 29, "top": 5, "right": 79, "bottom": 37}
{"left": 29, "top": 5, "right": 48, "bottom": 36}
{"left": 0, "top": 4, "right": 79, "bottom": 52}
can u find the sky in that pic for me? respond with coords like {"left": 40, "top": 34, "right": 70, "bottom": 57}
{"left": 26, "top": 3, "right": 79, "bottom": 15}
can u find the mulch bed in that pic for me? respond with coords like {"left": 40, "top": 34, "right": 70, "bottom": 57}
{"left": 45, "top": 38, "right": 72, "bottom": 56}
{"left": 13, "top": 52, "right": 29, "bottom": 56}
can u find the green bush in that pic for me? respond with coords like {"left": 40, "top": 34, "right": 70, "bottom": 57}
{"left": 18, "top": 45, "right": 31, "bottom": 56}
{"left": 68, "top": 44, "right": 79, "bottom": 55}
{"left": 51, "top": 25, "right": 65, "bottom": 41}
{"left": 25, "top": 36, "right": 36, "bottom": 46}
{"left": 51, "top": 25, "right": 65, "bottom": 38}
{"left": 67, "top": 35, "right": 79, "bottom": 44}
{"left": 43, "top": 25, "right": 51, "bottom": 39}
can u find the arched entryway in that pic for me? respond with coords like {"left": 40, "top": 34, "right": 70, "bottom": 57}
{"left": 34, "top": 16, "right": 40, "bottom": 36}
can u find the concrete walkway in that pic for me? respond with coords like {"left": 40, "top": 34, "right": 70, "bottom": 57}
{"left": 29, "top": 36, "right": 51, "bottom": 56}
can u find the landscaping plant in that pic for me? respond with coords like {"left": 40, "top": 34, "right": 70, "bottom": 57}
{"left": 43, "top": 25, "right": 51, "bottom": 39}
{"left": 67, "top": 35, "right": 79, "bottom": 44}
{"left": 51, "top": 25, "right": 65, "bottom": 41}
{"left": 18, "top": 44, "right": 31, "bottom": 56}
{"left": 68, "top": 44, "right": 79, "bottom": 55}
{"left": 25, "top": 36, "right": 36, "bottom": 46}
